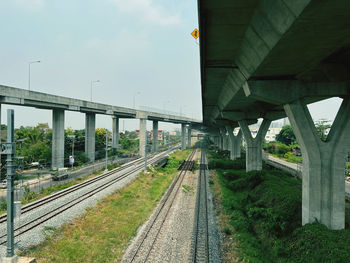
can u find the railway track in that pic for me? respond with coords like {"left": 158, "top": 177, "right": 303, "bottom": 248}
{"left": 128, "top": 149, "right": 197, "bottom": 263}
{"left": 0, "top": 148, "right": 176, "bottom": 245}
{"left": 190, "top": 148, "right": 209, "bottom": 263}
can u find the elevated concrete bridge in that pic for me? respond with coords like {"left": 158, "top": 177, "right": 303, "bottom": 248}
{"left": 198, "top": 0, "right": 350, "bottom": 229}
{"left": 0, "top": 85, "right": 201, "bottom": 168}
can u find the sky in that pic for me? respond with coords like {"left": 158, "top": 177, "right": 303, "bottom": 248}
{"left": 0, "top": 0, "right": 201, "bottom": 131}
{"left": 0, "top": 0, "right": 342, "bottom": 132}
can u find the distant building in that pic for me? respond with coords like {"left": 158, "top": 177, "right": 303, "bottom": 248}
{"left": 169, "top": 131, "right": 177, "bottom": 136}
{"left": 265, "top": 127, "right": 282, "bottom": 142}
{"left": 150, "top": 130, "right": 163, "bottom": 141}
{"left": 245, "top": 127, "right": 282, "bottom": 142}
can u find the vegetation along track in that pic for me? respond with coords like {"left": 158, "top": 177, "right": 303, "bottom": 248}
{"left": 190, "top": 148, "right": 209, "bottom": 263}
{"left": 128, "top": 149, "right": 197, "bottom": 263}
{"left": 0, "top": 149, "right": 175, "bottom": 245}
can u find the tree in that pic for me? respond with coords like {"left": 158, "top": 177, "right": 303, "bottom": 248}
{"left": 15, "top": 124, "right": 52, "bottom": 166}
{"left": 315, "top": 119, "right": 331, "bottom": 142}
{"left": 276, "top": 125, "right": 296, "bottom": 146}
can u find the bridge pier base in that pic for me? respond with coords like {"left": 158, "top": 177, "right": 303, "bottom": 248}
{"left": 284, "top": 99, "right": 350, "bottom": 230}
{"left": 239, "top": 119, "right": 271, "bottom": 172}
{"left": 52, "top": 109, "right": 65, "bottom": 169}
{"left": 152, "top": 120, "right": 158, "bottom": 152}
{"left": 139, "top": 118, "right": 147, "bottom": 157}
{"left": 187, "top": 126, "right": 191, "bottom": 148}
{"left": 85, "top": 113, "right": 96, "bottom": 162}
{"left": 112, "top": 116, "right": 119, "bottom": 152}
{"left": 226, "top": 126, "right": 242, "bottom": 160}
{"left": 181, "top": 123, "right": 186, "bottom": 150}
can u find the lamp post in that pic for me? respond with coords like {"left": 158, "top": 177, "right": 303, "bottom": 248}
{"left": 133, "top": 92, "right": 141, "bottom": 109}
{"left": 28, "top": 60, "right": 41, "bottom": 91}
{"left": 90, "top": 80, "right": 100, "bottom": 102}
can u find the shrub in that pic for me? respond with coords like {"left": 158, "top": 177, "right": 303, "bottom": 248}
{"left": 208, "top": 158, "right": 245, "bottom": 170}
{"left": 276, "top": 143, "right": 290, "bottom": 155}
{"left": 265, "top": 141, "right": 290, "bottom": 156}
{"left": 0, "top": 197, "right": 6, "bottom": 211}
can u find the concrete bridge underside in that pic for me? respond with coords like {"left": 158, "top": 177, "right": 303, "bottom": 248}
{"left": 199, "top": 0, "right": 350, "bottom": 229}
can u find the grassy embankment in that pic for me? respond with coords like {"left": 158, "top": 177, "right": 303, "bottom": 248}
{"left": 264, "top": 141, "right": 302, "bottom": 164}
{"left": 0, "top": 163, "right": 122, "bottom": 214}
{"left": 21, "top": 149, "right": 191, "bottom": 263}
{"left": 209, "top": 150, "right": 350, "bottom": 263}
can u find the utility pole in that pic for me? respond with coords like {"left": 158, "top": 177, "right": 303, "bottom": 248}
{"left": 105, "top": 129, "right": 108, "bottom": 172}
{"left": 67, "top": 135, "right": 75, "bottom": 168}
{"left": 144, "top": 129, "right": 147, "bottom": 171}
{"left": 5, "top": 109, "right": 16, "bottom": 261}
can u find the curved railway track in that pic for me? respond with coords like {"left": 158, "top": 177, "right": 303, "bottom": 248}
{"left": 0, "top": 148, "right": 176, "bottom": 245}
{"left": 128, "top": 149, "right": 197, "bottom": 263}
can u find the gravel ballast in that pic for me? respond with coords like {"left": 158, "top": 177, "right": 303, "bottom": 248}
{"left": 0, "top": 150, "right": 173, "bottom": 259}
{"left": 122, "top": 149, "right": 222, "bottom": 263}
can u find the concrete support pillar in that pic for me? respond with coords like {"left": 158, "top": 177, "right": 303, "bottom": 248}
{"left": 85, "top": 113, "right": 96, "bottom": 162}
{"left": 52, "top": 109, "right": 65, "bottom": 169}
{"left": 239, "top": 119, "right": 271, "bottom": 172}
{"left": 139, "top": 118, "right": 147, "bottom": 157}
{"left": 284, "top": 99, "right": 350, "bottom": 230}
{"left": 226, "top": 126, "right": 242, "bottom": 160}
{"left": 152, "top": 120, "right": 158, "bottom": 152}
{"left": 217, "top": 132, "right": 222, "bottom": 149}
{"left": 187, "top": 126, "right": 192, "bottom": 148}
{"left": 219, "top": 128, "right": 228, "bottom": 150}
{"left": 181, "top": 123, "right": 186, "bottom": 150}
{"left": 112, "top": 116, "right": 119, "bottom": 151}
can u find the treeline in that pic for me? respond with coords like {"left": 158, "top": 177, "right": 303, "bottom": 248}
{"left": 264, "top": 121, "right": 340, "bottom": 164}
{"left": 0, "top": 124, "right": 141, "bottom": 171}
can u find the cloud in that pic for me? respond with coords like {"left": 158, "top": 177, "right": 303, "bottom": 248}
{"left": 111, "top": 0, "right": 180, "bottom": 26}
{"left": 13, "top": 0, "right": 45, "bottom": 10}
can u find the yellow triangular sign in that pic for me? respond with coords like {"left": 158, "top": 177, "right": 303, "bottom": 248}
{"left": 191, "top": 29, "right": 199, "bottom": 39}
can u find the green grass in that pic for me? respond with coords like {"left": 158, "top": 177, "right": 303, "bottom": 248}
{"left": 209, "top": 151, "right": 350, "bottom": 263}
{"left": 20, "top": 149, "right": 190, "bottom": 263}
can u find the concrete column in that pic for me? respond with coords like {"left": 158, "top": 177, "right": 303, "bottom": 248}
{"left": 52, "top": 109, "right": 65, "bottom": 169}
{"left": 284, "top": 99, "right": 350, "bottom": 230}
{"left": 181, "top": 123, "right": 186, "bottom": 150}
{"left": 217, "top": 132, "right": 222, "bottom": 149}
{"left": 139, "top": 118, "right": 147, "bottom": 157}
{"left": 112, "top": 116, "right": 119, "bottom": 151}
{"left": 85, "top": 113, "right": 96, "bottom": 162}
{"left": 226, "top": 126, "right": 242, "bottom": 160}
{"left": 152, "top": 120, "right": 158, "bottom": 152}
{"left": 239, "top": 119, "right": 271, "bottom": 172}
{"left": 187, "top": 126, "right": 192, "bottom": 148}
{"left": 219, "top": 128, "right": 228, "bottom": 150}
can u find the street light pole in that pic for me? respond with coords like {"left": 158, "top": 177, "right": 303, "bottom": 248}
{"left": 90, "top": 80, "right": 100, "bottom": 102}
{"left": 28, "top": 60, "right": 41, "bottom": 91}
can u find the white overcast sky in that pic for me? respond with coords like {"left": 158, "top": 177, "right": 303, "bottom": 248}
{"left": 0, "top": 0, "right": 342, "bottom": 131}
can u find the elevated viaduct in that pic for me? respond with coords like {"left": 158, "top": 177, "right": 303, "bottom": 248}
{"left": 0, "top": 85, "right": 201, "bottom": 168}
{"left": 198, "top": 0, "right": 350, "bottom": 229}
